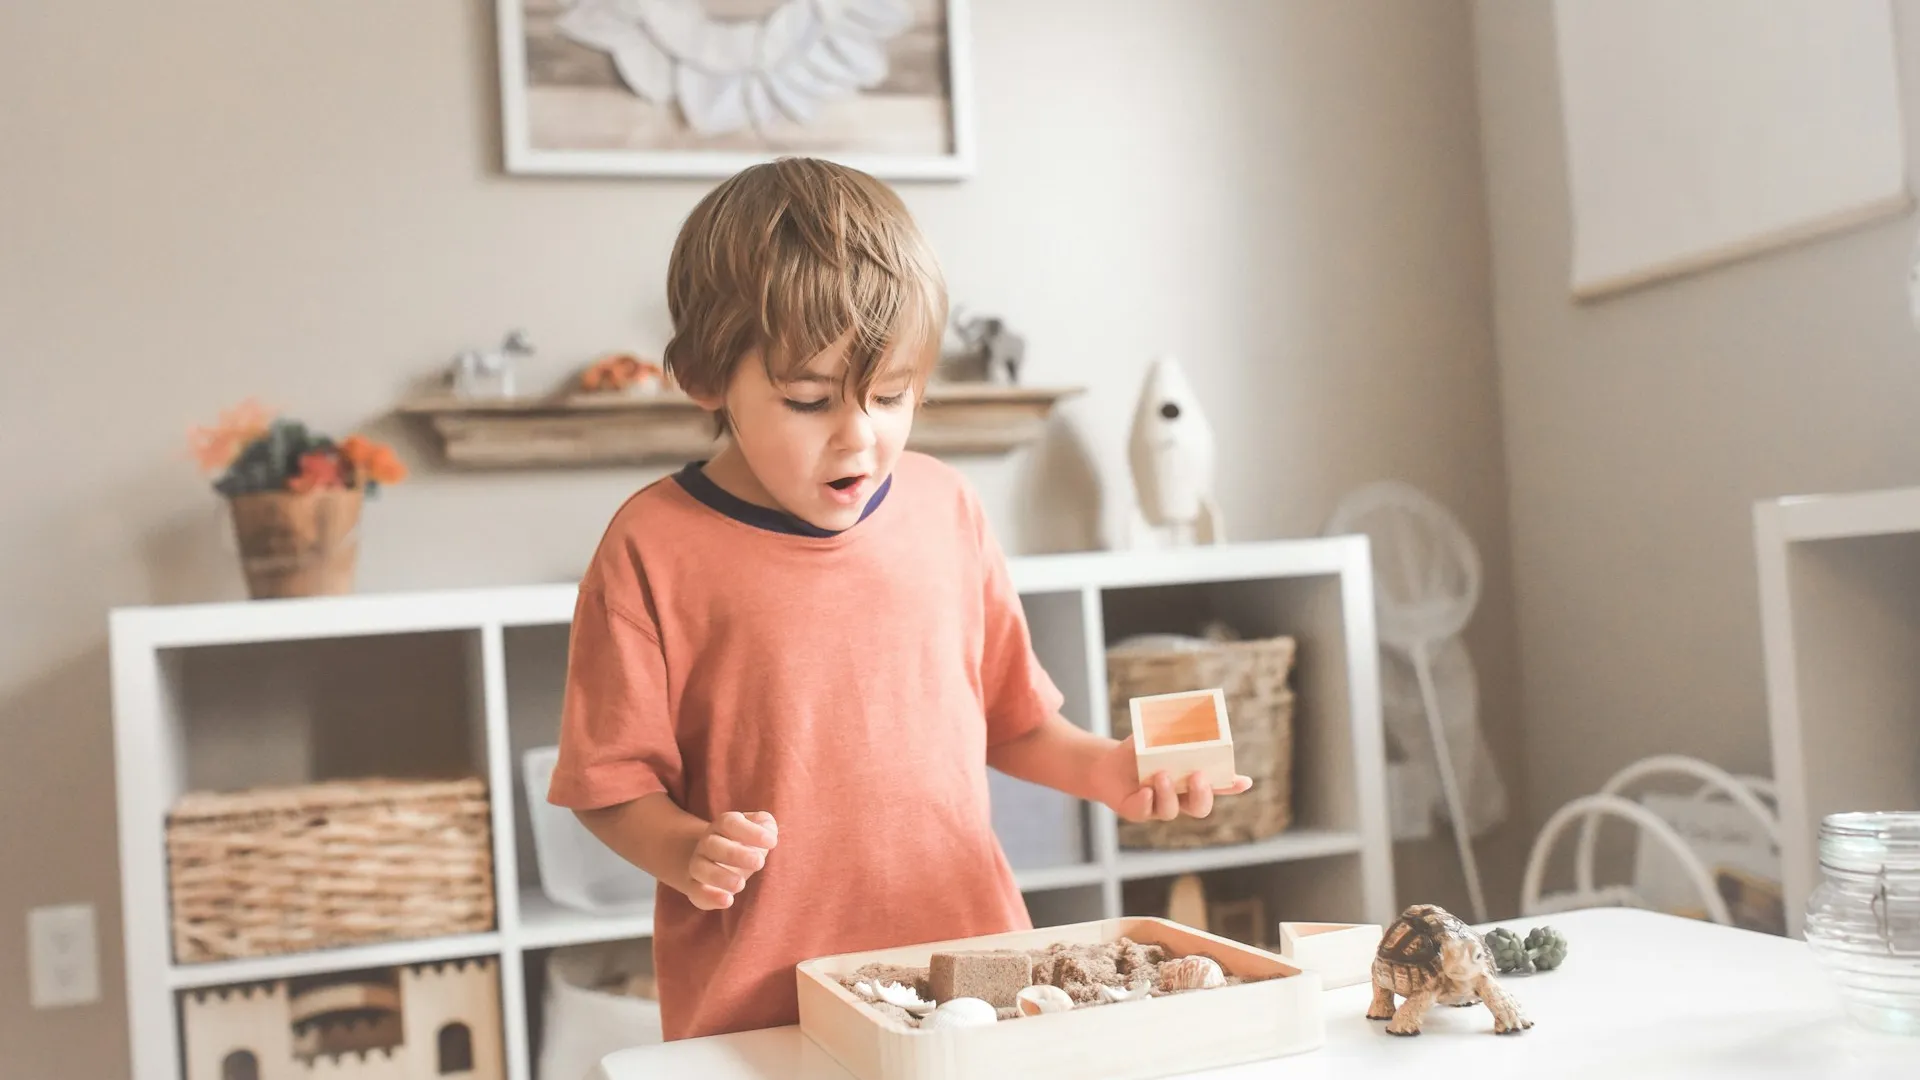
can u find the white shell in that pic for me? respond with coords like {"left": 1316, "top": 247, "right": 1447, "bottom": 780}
{"left": 919, "top": 996, "right": 998, "bottom": 1029}
{"left": 1159, "top": 956, "right": 1226, "bottom": 992}
{"left": 1096, "top": 981, "right": 1153, "bottom": 1004}
{"left": 1015, "top": 984, "right": 1075, "bottom": 1016}
{"left": 875, "top": 981, "right": 934, "bottom": 1015}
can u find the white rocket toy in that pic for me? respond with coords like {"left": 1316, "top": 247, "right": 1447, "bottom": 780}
{"left": 1124, "top": 354, "right": 1225, "bottom": 549}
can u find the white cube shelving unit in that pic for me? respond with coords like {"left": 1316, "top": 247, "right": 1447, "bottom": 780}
{"left": 1754, "top": 484, "right": 1920, "bottom": 938}
{"left": 110, "top": 537, "right": 1391, "bottom": 1080}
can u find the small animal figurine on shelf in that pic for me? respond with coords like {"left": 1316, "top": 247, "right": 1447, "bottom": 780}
{"left": 1367, "top": 904, "right": 1532, "bottom": 1037}
{"left": 451, "top": 329, "right": 534, "bottom": 399}
{"left": 939, "top": 307, "right": 1025, "bottom": 384}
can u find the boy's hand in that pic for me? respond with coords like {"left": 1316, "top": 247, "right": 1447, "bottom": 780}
{"left": 1100, "top": 738, "right": 1252, "bottom": 823}
{"left": 686, "top": 810, "right": 777, "bottom": 911}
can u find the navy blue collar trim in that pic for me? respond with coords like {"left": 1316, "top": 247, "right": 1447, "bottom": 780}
{"left": 672, "top": 461, "right": 890, "bottom": 538}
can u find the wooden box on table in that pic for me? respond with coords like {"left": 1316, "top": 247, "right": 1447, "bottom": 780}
{"left": 794, "top": 917, "right": 1324, "bottom": 1080}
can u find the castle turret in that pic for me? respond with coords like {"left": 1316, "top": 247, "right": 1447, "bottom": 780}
{"left": 399, "top": 957, "right": 505, "bottom": 1079}
{"left": 181, "top": 982, "right": 297, "bottom": 1080}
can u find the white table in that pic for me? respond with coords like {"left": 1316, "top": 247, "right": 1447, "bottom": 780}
{"left": 591, "top": 908, "right": 1919, "bottom": 1079}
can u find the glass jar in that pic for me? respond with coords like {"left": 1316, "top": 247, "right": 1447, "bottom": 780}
{"left": 1804, "top": 811, "right": 1920, "bottom": 1035}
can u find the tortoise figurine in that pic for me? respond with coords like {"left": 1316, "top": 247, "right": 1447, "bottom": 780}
{"left": 1366, "top": 904, "right": 1532, "bottom": 1036}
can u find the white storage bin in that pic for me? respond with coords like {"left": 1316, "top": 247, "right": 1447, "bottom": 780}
{"left": 538, "top": 941, "right": 662, "bottom": 1080}
{"left": 523, "top": 746, "right": 656, "bottom": 915}
{"left": 989, "top": 769, "right": 1088, "bottom": 870}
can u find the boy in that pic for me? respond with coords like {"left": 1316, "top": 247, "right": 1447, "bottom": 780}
{"left": 547, "top": 157, "right": 1250, "bottom": 1042}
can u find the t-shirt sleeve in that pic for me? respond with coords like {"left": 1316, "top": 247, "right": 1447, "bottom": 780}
{"left": 971, "top": 488, "right": 1066, "bottom": 746}
{"left": 546, "top": 583, "right": 682, "bottom": 811}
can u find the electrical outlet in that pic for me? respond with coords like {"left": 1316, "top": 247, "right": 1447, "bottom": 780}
{"left": 28, "top": 903, "right": 100, "bottom": 1009}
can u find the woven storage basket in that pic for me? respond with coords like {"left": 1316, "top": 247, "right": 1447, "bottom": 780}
{"left": 1108, "top": 635, "right": 1296, "bottom": 850}
{"left": 166, "top": 776, "right": 496, "bottom": 964}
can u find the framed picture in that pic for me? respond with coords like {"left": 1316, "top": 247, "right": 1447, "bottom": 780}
{"left": 495, "top": 0, "right": 974, "bottom": 180}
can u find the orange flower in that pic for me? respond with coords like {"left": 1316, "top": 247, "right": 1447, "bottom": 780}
{"left": 188, "top": 398, "right": 274, "bottom": 473}
{"left": 287, "top": 450, "right": 345, "bottom": 493}
{"left": 340, "top": 434, "right": 407, "bottom": 487}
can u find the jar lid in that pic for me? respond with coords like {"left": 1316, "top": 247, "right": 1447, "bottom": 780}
{"left": 1818, "top": 811, "right": 1920, "bottom": 875}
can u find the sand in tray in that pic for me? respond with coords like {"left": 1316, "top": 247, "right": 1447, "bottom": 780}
{"left": 837, "top": 937, "right": 1265, "bottom": 1024}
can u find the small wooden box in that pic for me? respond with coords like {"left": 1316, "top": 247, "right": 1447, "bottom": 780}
{"left": 795, "top": 917, "right": 1323, "bottom": 1080}
{"left": 1278, "top": 921, "right": 1382, "bottom": 990}
{"left": 1129, "top": 688, "right": 1235, "bottom": 794}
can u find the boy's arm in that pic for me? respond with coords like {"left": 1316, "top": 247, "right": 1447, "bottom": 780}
{"left": 986, "top": 712, "right": 1252, "bottom": 823}
{"left": 552, "top": 583, "right": 777, "bottom": 912}
{"left": 575, "top": 794, "right": 778, "bottom": 912}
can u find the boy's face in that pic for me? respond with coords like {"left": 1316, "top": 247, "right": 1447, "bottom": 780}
{"left": 693, "top": 334, "right": 919, "bottom": 532}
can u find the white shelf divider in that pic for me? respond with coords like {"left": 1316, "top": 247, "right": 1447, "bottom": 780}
{"left": 517, "top": 890, "right": 656, "bottom": 953}
{"left": 108, "top": 537, "right": 1391, "bottom": 1080}
{"left": 167, "top": 932, "right": 506, "bottom": 991}
{"left": 479, "top": 622, "right": 532, "bottom": 1080}
{"left": 1754, "top": 484, "right": 1920, "bottom": 938}
{"left": 1078, "top": 584, "right": 1125, "bottom": 922}
{"left": 1113, "top": 829, "right": 1367, "bottom": 881}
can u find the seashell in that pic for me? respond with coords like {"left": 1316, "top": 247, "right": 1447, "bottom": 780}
{"left": 1015, "top": 984, "right": 1075, "bottom": 1016}
{"left": 1096, "top": 981, "right": 1153, "bottom": 1004}
{"left": 1158, "top": 956, "right": 1226, "bottom": 992}
{"left": 875, "top": 981, "right": 934, "bottom": 1015}
{"left": 918, "top": 996, "right": 998, "bottom": 1029}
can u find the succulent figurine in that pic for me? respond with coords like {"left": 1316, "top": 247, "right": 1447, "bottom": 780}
{"left": 1524, "top": 926, "right": 1569, "bottom": 971}
{"left": 1481, "top": 924, "right": 1570, "bottom": 974}
{"left": 1484, "top": 927, "right": 1533, "bottom": 974}
{"left": 1367, "top": 904, "right": 1532, "bottom": 1036}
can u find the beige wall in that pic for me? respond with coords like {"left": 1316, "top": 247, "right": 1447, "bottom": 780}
{"left": 0, "top": 3, "right": 1517, "bottom": 1076}
{"left": 1472, "top": 0, "right": 1920, "bottom": 877}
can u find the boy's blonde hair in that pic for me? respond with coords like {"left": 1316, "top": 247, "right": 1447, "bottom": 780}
{"left": 664, "top": 157, "right": 947, "bottom": 433}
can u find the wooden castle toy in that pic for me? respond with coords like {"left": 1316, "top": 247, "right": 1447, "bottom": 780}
{"left": 1129, "top": 688, "right": 1235, "bottom": 794}
{"left": 181, "top": 956, "right": 503, "bottom": 1080}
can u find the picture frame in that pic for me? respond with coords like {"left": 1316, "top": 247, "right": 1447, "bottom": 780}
{"left": 494, "top": 0, "right": 976, "bottom": 181}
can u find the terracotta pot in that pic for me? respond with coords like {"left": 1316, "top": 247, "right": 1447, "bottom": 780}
{"left": 227, "top": 488, "right": 363, "bottom": 599}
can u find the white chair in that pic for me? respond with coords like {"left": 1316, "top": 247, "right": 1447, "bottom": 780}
{"left": 1520, "top": 754, "right": 1779, "bottom": 926}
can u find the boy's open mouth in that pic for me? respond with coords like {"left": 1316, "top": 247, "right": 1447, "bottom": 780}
{"left": 828, "top": 475, "right": 862, "bottom": 491}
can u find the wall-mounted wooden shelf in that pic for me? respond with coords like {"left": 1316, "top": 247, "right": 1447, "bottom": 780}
{"left": 396, "top": 384, "right": 1083, "bottom": 468}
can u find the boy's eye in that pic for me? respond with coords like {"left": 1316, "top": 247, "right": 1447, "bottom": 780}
{"left": 874, "top": 393, "right": 908, "bottom": 408}
{"left": 782, "top": 397, "right": 830, "bottom": 414}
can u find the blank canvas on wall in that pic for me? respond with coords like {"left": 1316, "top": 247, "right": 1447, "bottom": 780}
{"left": 1552, "top": 0, "right": 1911, "bottom": 299}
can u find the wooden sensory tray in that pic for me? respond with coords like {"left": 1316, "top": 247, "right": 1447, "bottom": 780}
{"left": 795, "top": 917, "right": 1324, "bottom": 1080}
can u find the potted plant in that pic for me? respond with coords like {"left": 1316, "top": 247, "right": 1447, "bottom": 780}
{"left": 189, "top": 399, "right": 407, "bottom": 599}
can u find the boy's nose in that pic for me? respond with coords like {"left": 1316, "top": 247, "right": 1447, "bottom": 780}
{"left": 833, "top": 404, "right": 877, "bottom": 451}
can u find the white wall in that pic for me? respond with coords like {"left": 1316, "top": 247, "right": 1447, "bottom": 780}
{"left": 0, "top": 3, "right": 1517, "bottom": 1076}
{"left": 1472, "top": 0, "right": 1920, "bottom": 878}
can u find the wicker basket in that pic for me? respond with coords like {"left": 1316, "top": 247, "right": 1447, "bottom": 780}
{"left": 166, "top": 776, "right": 496, "bottom": 964}
{"left": 1108, "top": 635, "right": 1296, "bottom": 850}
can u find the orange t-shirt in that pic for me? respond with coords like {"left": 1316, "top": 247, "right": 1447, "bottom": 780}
{"left": 546, "top": 451, "right": 1064, "bottom": 1041}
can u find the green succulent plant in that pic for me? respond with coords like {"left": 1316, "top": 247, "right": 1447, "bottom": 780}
{"left": 1524, "top": 925, "right": 1569, "bottom": 971}
{"left": 214, "top": 419, "right": 333, "bottom": 497}
{"left": 192, "top": 400, "right": 408, "bottom": 499}
{"left": 1483, "top": 926, "right": 1532, "bottom": 973}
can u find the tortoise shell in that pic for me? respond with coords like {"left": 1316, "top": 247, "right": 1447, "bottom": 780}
{"left": 1372, "top": 904, "right": 1480, "bottom": 995}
